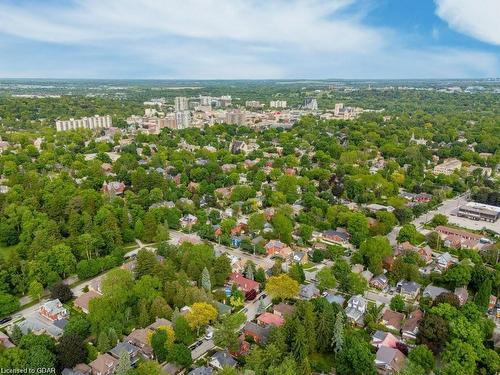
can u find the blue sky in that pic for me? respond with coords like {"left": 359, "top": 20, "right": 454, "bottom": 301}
{"left": 0, "top": 0, "right": 498, "bottom": 79}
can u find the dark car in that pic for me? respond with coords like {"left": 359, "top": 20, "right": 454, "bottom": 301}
{"left": 0, "top": 316, "right": 12, "bottom": 324}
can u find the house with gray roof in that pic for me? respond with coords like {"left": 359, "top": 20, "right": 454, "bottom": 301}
{"left": 423, "top": 284, "right": 448, "bottom": 301}
{"left": 109, "top": 341, "right": 140, "bottom": 365}
{"left": 209, "top": 350, "right": 237, "bottom": 370}
{"left": 345, "top": 295, "right": 368, "bottom": 326}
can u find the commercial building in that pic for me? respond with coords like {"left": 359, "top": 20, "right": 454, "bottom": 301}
{"left": 175, "top": 111, "right": 191, "bottom": 129}
{"left": 174, "top": 96, "right": 189, "bottom": 111}
{"left": 270, "top": 100, "right": 287, "bottom": 108}
{"left": 458, "top": 202, "right": 500, "bottom": 223}
{"left": 56, "top": 115, "right": 112, "bottom": 132}
{"left": 226, "top": 110, "right": 246, "bottom": 126}
{"left": 433, "top": 158, "right": 462, "bottom": 175}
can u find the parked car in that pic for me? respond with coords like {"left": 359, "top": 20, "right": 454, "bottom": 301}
{"left": 0, "top": 316, "right": 12, "bottom": 324}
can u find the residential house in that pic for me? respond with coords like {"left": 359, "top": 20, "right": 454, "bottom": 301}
{"left": 361, "top": 270, "right": 374, "bottom": 282}
{"left": 18, "top": 317, "right": 62, "bottom": 338}
{"left": 89, "top": 353, "right": 119, "bottom": 375}
{"left": 109, "top": 342, "right": 140, "bottom": 365}
{"left": 423, "top": 284, "right": 448, "bottom": 301}
{"left": 345, "top": 295, "right": 368, "bottom": 326}
{"left": 324, "top": 293, "right": 346, "bottom": 306}
{"left": 179, "top": 214, "right": 198, "bottom": 228}
{"left": 209, "top": 350, "right": 237, "bottom": 370}
{"left": 101, "top": 181, "right": 125, "bottom": 196}
{"left": 371, "top": 331, "right": 399, "bottom": 349}
{"left": 436, "top": 252, "right": 454, "bottom": 272}
{"left": 264, "top": 240, "right": 292, "bottom": 259}
{"left": 40, "top": 299, "right": 68, "bottom": 321}
{"left": 243, "top": 322, "right": 271, "bottom": 344}
{"left": 126, "top": 329, "right": 153, "bottom": 359}
{"left": 292, "top": 251, "right": 308, "bottom": 265}
{"left": 62, "top": 364, "right": 91, "bottom": 375}
{"left": 74, "top": 291, "right": 101, "bottom": 314}
{"left": 147, "top": 317, "right": 174, "bottom": 330}
{"left": 375, "top": 347, "right": 407, "bottom": 374}
{"left": 273, "top": 303, "right": 296, "bottom": 318}
{"left": 454, "top": 287, "right": 469, "bottom": 306}
{"left": 382, "top": 309, "right": 404, "bottom": 331}
{"left": 228, "top": 273, "right": 260, "bottom": 296}
{"left": 257, "top": 312, "right": 285, "bottom": 327}
{"left": 402, "top": 309, "right": 423, "bottom": 340}
{"left": 188, "top": 367, "right": 213, "bottom": 375}
{"left": 300, "top": 283, "right": 320, "bottom": 300}
{"left": 397, "top": 281, "right": 421, "bottom": 300}
{"left": 321, "top": 228, "right": 350, "bottom": 245}
{"left": 370, "top": 274, "right": 389, "bottom": 290}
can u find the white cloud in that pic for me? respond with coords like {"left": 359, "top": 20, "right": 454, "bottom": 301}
{"left": 435, "top": 0, "right": 500, "bottom": 45}
{"left": 0, "top": 0, "right": 497, "bottom": 78}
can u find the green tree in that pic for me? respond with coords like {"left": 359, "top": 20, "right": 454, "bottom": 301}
{"left": 214, "top": 312, "right": 246, "bottom": 352}
{"left": 50, "top": 282, "right": 73, "bottom": 303}
{"left": 408, "top": 345, "right": 435, "bottom": 373}
{"left": 115, "top": 349, "right": 131, "bottom": 375}
{"left": 355, "top": 236, "right": 392, "bottom": 274}
{"left": 201, "top": 267, "right": 211, "bottom": 292}
{"left": 316, "top": 267, "right": 336, "bottom": 292}
{"left": 397, "top": 224, "right": 419, "bottom": 245}
{"left": 57, "top": 333, "right": 86, "bottom": 369}
{"left": 151, "top": 329, "right": 168, "bottom": 362}
{"left": 28, "top": 281, "right": 44, "bottom": 302}
{"left": 97, "top": 330, "right": 111, "bottom": 353}
{"left": 288, "top": 263, "right": 305, "bottom": 283}
{"left": 474, "top": 278, "right": 492, "bottom": 312}
{"left": 0, "top": 293, "right": 20, "bottom": 318}
{"left": 167, "top": 343, "right": 192, "bottom": 367}
{"left": 336, "top": 335, "right": 376, "bottom": 375}
{"left": 265, "top": 274, "right": 300, "bottom": 301}
{"left": 272, "top": 212, "right": 293, "bottom": 244}
{"left": 347, "top": 213, "right": 369, "bottom": 247}
{"left": 390, "top": 295, "right": 405, "bottom": 312}
{"left": 332, "top": 312, "right": 344, "bottom": 353}
{"left": 174, "top": 316, "right": 194, "bottom": 345}
{"left": 135, "top": 249, "right": 158, "bottom": 278}
{"left": 430, "top": 214, "right": 448, "bottom": 227}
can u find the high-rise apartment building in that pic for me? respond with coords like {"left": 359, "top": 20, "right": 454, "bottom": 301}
{"left": 303, "top": 98, "right": 318, "bottom": 110}
{"left": 175, "top": 111, "right": 191, "bottom": 129}
{"left": 55, "top": 115, "right": 112, "bottom": 132}
{"left": 174, "top": 97, "right": 189, "bottom": 111}
{"left": 270, "top": 100, "right": 287, "bottom": 108}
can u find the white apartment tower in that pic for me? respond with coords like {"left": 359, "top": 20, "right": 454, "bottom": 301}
{"left": 270, "top": 100, "right": 287, "bottom": 108}
{"left": 174, "top": 97, "right": 189, "bottom": 111}
{"left": 55, "top": 115, "right": 112, "bottom": 132}
{"left": 175, "top": 111, "right": 191, "bottom": 129}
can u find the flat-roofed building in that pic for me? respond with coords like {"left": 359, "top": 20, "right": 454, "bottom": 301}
{"left": 56, "top": 115, "right": 112, "bottom": 132}
{"left": 458, "top": 202, "right": 500, "bottom": 223}
{"left": 433, "top": 158, "right": 462, "bottom": 175}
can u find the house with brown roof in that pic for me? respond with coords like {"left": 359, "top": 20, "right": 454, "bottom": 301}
{"left": 375, "top": 347, "right": 406, "bottom": 374}
{"left": 228, "top": 273, "right": 260, "bottom": 294}
{"left": 257, "top": 312, "right": 285, "bottom": 327}
{"left": 74, "top": 290, "right": 101, "bottom": 314}
{"left": 264, "top": 240, "right": 292, "bottom": 259}
{"left": 402, "top": 309, "right": 423, "bottom": 340}
{"left": 126, "top": 329, "right": 153, "bottom": 359}
{"left": 382, "top": 309, "right": 404, "bottom": 331}
{"left": 273, "top": 303, "right": 296, "bottom": 318}
{"left": 89, "top": 353, "right": 118, "bottom": 375}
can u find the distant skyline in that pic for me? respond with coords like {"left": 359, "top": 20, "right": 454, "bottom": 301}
{"left": 0, "top": 0, "right": 499, "bottom": 79}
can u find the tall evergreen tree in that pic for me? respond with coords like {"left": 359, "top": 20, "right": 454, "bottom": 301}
{"left": 332, "top": 312, "right": 344, "bottom": 353}
{"left": 201, "top": 267, "right": 212, "bottom": 292}
{"left": 97, "top": 330, "right": 110, "bottom": 353}
{"left": 474, "top": 278, "right": 492, "bottom": 312}
{"left": 115, "top": 350, "right": 131, "bottom": 375}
